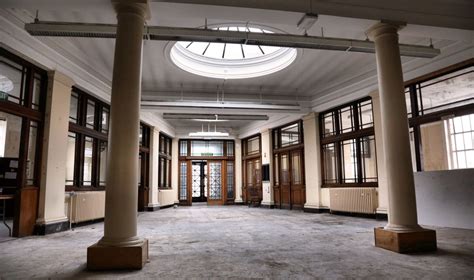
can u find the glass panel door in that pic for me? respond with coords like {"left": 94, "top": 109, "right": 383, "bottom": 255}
{"left": 207, "top": 161, "right": 223, "bottom": 205}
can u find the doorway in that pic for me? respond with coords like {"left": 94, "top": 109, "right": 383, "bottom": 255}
{"left": 192, "top": 161, "right": 207, "bottom": 202}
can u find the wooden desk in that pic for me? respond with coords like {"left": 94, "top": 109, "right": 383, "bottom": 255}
{"left": 0, "top": 194, "right": 14, "bottom": 237}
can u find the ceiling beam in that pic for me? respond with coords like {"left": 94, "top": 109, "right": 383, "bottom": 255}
{"left": 25, "top": 21, "right": 440, "bottom": 58}
{"left": 163, "top": 113, "right": 269, "bottom": 121}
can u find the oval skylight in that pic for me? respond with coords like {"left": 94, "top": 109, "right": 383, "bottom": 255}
{"left": 170, "top": 26, "right": 297, "bottom": 79}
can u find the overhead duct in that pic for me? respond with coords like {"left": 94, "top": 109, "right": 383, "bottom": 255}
{"left": 24, "top": 21, "right": 440, "bottom": 58}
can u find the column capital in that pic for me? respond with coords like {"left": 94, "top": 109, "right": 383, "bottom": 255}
{"left": 302, "top": 112, "right": 317, "bottom": 122}
{"left": 259, "top": 128, "right": 272, "bottom": 135}
{"left": 113, "top": 0, "right": 150, "bottom": 19}
{"left": 367, "top": 21, "right": 405, "bottom": 40}
{"left": 47, "top": 71, "right": 75, "bottom": 88}
{"left": 368, "top": 90, "right": 379, "bottom": 99}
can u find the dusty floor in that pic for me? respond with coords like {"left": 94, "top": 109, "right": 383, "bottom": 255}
{"left": 0, "top": 205, "right": 473, "bottom": 279}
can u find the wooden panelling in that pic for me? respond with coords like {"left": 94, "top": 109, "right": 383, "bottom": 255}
{"left": 13, "top": 187, "right": 38, "bottom": 237}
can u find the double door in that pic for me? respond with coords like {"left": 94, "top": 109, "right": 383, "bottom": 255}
{"left": 244, "top": 158, "right": 262, "bottom": 204}
{"left": 274, "top": 149, "right": 305, "bottom": 209}
{"left": 186, "top": 160, "right": 224, "bottom": 205}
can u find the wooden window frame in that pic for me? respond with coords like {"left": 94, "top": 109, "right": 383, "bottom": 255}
{"left": 319, "top": 97, "right": 377, "bottom": 188}
{"left": 158, "top": 132, "right": 172, "bottom": 190}
{"left": 404, "top": 59, "right": 474, "bottom": 172}
{"left": 66, "top": 88, "right": 109, "bottom": 192}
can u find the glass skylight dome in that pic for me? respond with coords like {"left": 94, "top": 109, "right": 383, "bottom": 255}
{"left": 170, "top": 26, "right": 297, "bottom": 79}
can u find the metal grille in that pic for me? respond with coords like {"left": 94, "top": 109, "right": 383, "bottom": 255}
{"left": 209, "top": 162, "right": 222, "bottom": 199}
{"left": 179, "top": 162, "right": 187, "bottom": 200}
{"left": 192, "top": 164, "right": 201, "bottom": 198}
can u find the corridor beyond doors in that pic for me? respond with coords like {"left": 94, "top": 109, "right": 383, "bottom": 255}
{"left": 192, "top": 161, "right": 207, "bottom": 202}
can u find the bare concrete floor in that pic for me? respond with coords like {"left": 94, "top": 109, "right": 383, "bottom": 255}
{"left": 1, "top": 205, "right": 473, "bottom": 279}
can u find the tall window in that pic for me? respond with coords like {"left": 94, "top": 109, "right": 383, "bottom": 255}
{"left": 158, "top": 133, "right": 172, "bottom": 189}
{"left": 406, "top": 62, "right": 473, "bottom": 171}
{"left": 0, "top": 48, "right": 46, "bottom": 189}
{"left": 65, "top": 88, "right": 109, "bottom": 191}
{"left": 320, "top": 98, "right": 377, "bottom": 187}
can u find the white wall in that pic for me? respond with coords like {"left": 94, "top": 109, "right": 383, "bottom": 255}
{"left": 414, "top": 169, "right": 474, "bottom": 230}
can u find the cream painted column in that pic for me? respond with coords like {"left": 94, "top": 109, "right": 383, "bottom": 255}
{"left": 88, "top": 0, "right": 149, "bottom": 270}
{"left": 171, "top": 137, "right": 179, "bottom": 205}
{"left": 234, "top": 140, "right": 243, "bottom": 203}
{"left": 302, "top": 112, "right": 325, "bottom": 211}
{"left": 368, "top": 22, "right": 420, "bottom": 231}
{"left": 147, "top": 127, "right": 160, "bottom": 210}
{"left": 369, "top": 91, "right": 389, "bottom": 215}
{"left": 37, "top": 71, "right": 74, "bottom": 230}
{"left": 260, "top": 129, "right": 274, "bottom": 207}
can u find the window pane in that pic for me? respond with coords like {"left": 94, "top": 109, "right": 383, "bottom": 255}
{"left": 191, "top": 140, "right": 206, "bottom": 156}
{"left": 209, "top": 141, "right": 223, "bottom": 156}
{"left": 25, "top": 121, "right": 38, "bottom": 185}
{"left": 180, "top": 140, "right": 188, "bottom": 156}
{"left": 440, "top": 114, "right": 474, "bottom": 170}
{"left": 281, "top": 123, "right": 300, "bottom": 147}
{"left": 419, "top": 67, "right": 473, "bottom": 115}
{"left": 360, "top": 136, "right": 377, "bottom": 182}
{"left": 69, "top": 92, "right": 79, "bottom": 123}
{"left": 0, "top": 112, "right": 22, "bottom": 158}
{"left": 322, "top": 143, "right": 338, "bottom": 184}
{"left": 227, "top": 141, "right": 234, "bottom": 157}
{"left": 0, "top": 57, "right": 25, "bottom": 104}
{"left": 405, "top": 88, "right": 412, "bottom": 118}
{"left": 159, "top": 157, "right": 165, "bottom": 187}
{"left": 409, "top": 127, "right": 417, "bottom": 172}
{"left": 83, "top": 137, "right": 93, "bottom": 185}
{"left": 99, "top": 141, "right": 107, "bottom": 186}
{"left": 341, "top": 139, "right": 358, "bottom": 183}
{"left": 166, "top": 159, "right": 171, "bottom": 188}
{"left": 31, "top": 73, "right": 42, "bottom": 110}
{"left": 339, "top": 106, "right": 354, "bottom": 134}
{"left": 101, "top": 108, "right": 109, "bottom": 134}
{"left": 358, "top": 100, "right": 374, "bottom": 129}
{"left": 66, "top": 133, "right": 76, "bottom": 186}
{"left": 179, "top": 162, "right": 187, "bottom": 200}
{"left": 281, "top": 154, "right": 289, "bottom": 184}
{"left": 227, "top": 161, "right": 234, "bottom": 199}
{"left": 246, "top": 136, "right": 260, "bottom": 155}
{"left": 291, "top": 151, "right": 303, "bottom": 185}
{"left": 86, "top": 100, "right": 95, "bottom": 129}
{"left": 420, "top": 120, "right": 450, "bottom": 171}
{"left": 273, "top": 154, "right": 279, "bottom": 186}
{"left": 322, "top": 112, "right": 335, "bottom": 137}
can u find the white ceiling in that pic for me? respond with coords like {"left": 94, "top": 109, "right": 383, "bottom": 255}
{"left": 1, "top": 0, "right": 473, "bottom": 136}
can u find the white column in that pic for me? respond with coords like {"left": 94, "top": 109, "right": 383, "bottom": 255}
{"left": 368, "top": 22, "right": 420, "bottom": 232}
{"left": 302, "top": 112, "right": 325, "bottom": 211}
{"left": 234, "top": 140, "right": 243, "bottom": 203}
{"left": 260, "top": 129, "right": 274, "bottom": 206}
{"left": 369, "top": 91, "right": 389, "bottom": 215}
{"left": 37, "top": 71, "right": 74, "bottom": 228}
{"left": 97, "top": 0, "right": 149, "bottom": 246}
{"left": 147, "top": 127, "right": 160, "bottom": 209}
{"left": 171, "top": 137, "right": 179, "bottom": 205}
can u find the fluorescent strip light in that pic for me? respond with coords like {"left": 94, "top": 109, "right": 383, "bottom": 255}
{"left": 188, "top": 131, "right": 229, "bottom": 137}
{"left": 297, "top": 13, "right": 319, "bottom": 31}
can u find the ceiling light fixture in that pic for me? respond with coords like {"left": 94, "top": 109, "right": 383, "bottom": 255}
{"left": 188, "top": 124, "right": 229, "bottom": 137}
{"left": 297, "top": 13, "right": 319, "bottom": 32}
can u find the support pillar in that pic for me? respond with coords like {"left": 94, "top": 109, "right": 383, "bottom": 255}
{"left": 368, "top": 22, "right": 436, "bottom": 253}
{"left": 35, "top": 71, "right": 74, "bottom": 236}
{"left": 147, "top": 127, "right": 160, "bottom": 211}
{"left": 87, "top": 0, "right": 150, "bottom": 270}
{"left": 260, "top": 129, "right": 274, "bottom": 207}
{"left": 234, "top": 140, "right": 243, "bottom": 203}
{"left": 302, "top": 112, "right": 326, "bottom": 213}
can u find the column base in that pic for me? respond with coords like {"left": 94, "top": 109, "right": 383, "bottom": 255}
{"left": 374, "top": 227, "right": 436, "bottom": 253}
{"left": 87, "top": 239, "right": 149, "bottom": 270}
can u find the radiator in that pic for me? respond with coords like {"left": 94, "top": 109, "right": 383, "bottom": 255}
{"left": 329, "top": 188, "right": 378, "bottom": 214}
{"left": 67, "top": 191, "right": 105, "bottom": 223}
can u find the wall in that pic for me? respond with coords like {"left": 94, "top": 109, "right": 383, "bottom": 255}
{"left": 260, "top": 130, "right": 273, "bottom": 206}
{"left": 420, "top": 121, "right": 449, "bottom": 171}
{"left": 414, "top": 169, "right": 474, "bottom": 230}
